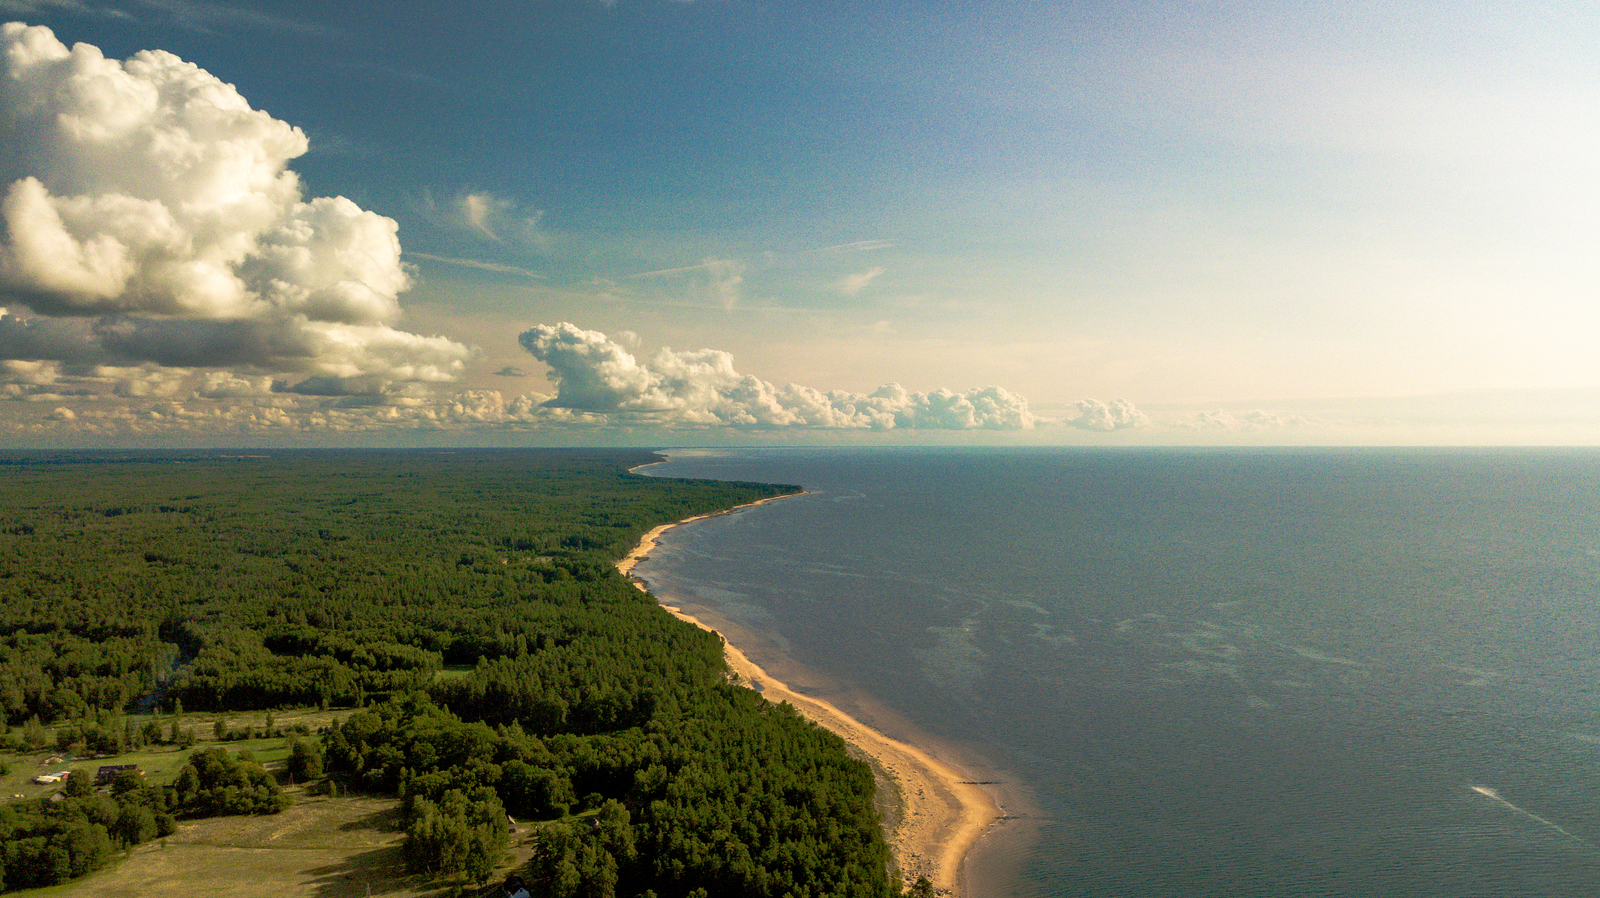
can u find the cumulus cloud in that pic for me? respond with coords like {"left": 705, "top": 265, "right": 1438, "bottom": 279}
{"left": 0, "top": 379, "right": 602, "bottom": 440}
{"left": 1064, "top": 398, "right": 1147, "bottom": 431}
{"left": 0, "top": 356, "right": 187, "bottom": 401}
{"left": 193, "top": 370, "right": 272, "bottom": 399}
{"left": 518, "top": 322, "right": 1034, "bottom": 430}
{"left": 0, "top": 23, "right": 470, "bottom": 395}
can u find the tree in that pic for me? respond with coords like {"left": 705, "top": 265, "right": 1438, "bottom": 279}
{"left": 502, "top": 760, "right": 573, "bottom": 819}
{"left": 5, "top": 838, "right": 69, "bottom": 889}
{"left": 403, "top": 787, "right": 507, "bottom": 883}
{"left": 170, "top": 747, "right": 288, "bottom": 817}
{"left": 287, "top": 736, "right": 324, "bottom": 782}
{"left": 21, "top": 715, "right": 46, "bottom": 749}
{"left": 113, "top": 804, "right": 158, "bottom": 846}
{"left": 63, "top": 767, "right": 94, "bottom": 798}
{"left": 59, "top": 821, "right": 113, "bottom": 879}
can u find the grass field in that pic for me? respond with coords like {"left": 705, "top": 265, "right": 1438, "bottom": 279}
{"left": 25, "top": 793, "right": 423, "bottom": 898}
{"left": 1, "top": 707, "right": 539, "bottom": 896}
{"left": 2, "top": 743, "right": 193, "bottom": 798}
{"left": 13, "top": 790, "right": 538, "bottom": 898}
{"left": 1, "top": 707, "right": 361, "bottom": 800}
{"left": 4, "top": 735, "right": 306, "bottom": 799}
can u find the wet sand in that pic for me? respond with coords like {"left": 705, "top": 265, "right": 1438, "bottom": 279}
{"left": 618, "top": 494, "right": 1005, "bottom": 896}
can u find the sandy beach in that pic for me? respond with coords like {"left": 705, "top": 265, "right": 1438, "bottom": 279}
{"left": 618, "top": 494, "right": 1004, "bottom": 897}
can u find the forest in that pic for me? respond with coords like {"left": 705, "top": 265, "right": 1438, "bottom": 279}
{"left": 0, "top": 449, "right": 905, "bottom": 896}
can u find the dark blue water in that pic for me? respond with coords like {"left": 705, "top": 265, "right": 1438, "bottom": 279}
{"left": 633, "top": 448, "right": 1600, "bottom": 897}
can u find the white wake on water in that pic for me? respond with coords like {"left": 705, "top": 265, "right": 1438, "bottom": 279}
{"left": 1470, "top": 785, "right": 1594, "bottom": 849}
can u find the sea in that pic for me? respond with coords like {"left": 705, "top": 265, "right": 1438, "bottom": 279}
{"left": 632, "top": 447, "right": 1600, "bottom": 897}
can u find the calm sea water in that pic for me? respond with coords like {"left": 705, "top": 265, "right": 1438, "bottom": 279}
{"left": 633, "top": 448, "right": 1600, "bottom": 897}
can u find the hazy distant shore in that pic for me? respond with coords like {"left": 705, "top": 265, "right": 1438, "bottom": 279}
{"left": 618, "top": 491, "right": 1005, "bottom": 897}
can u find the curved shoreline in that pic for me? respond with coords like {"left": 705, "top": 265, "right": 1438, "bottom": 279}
{"left": 617, "top": 492, "right": 1005, "bottom": 897}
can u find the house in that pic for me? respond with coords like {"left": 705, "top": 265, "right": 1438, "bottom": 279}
{"left": 95, "top": 764, "right": 142, "bottom": 785}
{"left": 31, "top": 771, "right": 68, "bottom": 785}
{"left": 503, "top": 875, "right": 530, "bottom": 898}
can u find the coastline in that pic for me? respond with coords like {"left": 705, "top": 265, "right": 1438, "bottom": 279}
{"left": 617, "top": 494, "right": 1005, "bottom": 897}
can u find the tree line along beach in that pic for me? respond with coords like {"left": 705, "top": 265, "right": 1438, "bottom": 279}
{"left": 617, "top": 491, "right": 1007, "bottom": 897}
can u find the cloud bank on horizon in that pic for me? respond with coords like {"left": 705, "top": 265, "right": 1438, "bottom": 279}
{"left": 519, "top": 322, "right": 1036, "bottom": 430}
{"left": 0, "top": 23, "right": 1131, "bottom": 442}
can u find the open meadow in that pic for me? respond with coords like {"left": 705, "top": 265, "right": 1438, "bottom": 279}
{"left": 33, "top": 794, "right": 426, "bottom": 898}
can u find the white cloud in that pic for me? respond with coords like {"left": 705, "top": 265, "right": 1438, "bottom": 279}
{"left": 0, "top": 356, "right": 188, "bottom": 400}
{"left": 47, "top": 1, "right": 330, "bottom": 36}
{"left": 106, "top": 363, "right": 185, "bottom": 397}
{"left": 819, "top": 239, "right": 897, "bottom": 253}
{"left": 518, "top": 322, "right": 1035, "bottom": 430}
{"left": 458, "top": 191, "right": 511, "bottom": 241}
{"left": 1064, "top": 398, "right": 1147, "bottom": 432}
{"left": 629, "top": 257, "right": 746, "bottom": 310}
{"left": 0, "top": 1, "right": 129, "bottom": 20}
{"left": 700, "top": 259, "right": 745, "bottom": 310}
{"left": 406, "top": 252, "right": 544, "bottom": 279}
{"left": 1176, "top": 409, "right": 1313, "bottom": 431}
{"left": 839, "top": 266, "right": 887, "bottom": 296}
{"left": 0, "top": 381, "right": 600, "bottom": 439}
{"left": 417, "top": 189, "right": 547, "bottom": 249}
{"left": 0, "top": 23, "right": 471, "bottom": 395}
{"left": 193, "top": 370, "right": 272, "bottom": 399}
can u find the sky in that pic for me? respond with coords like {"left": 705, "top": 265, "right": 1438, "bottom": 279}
{"left": 0, "top": 0, "right": 1597, "bottom": 447}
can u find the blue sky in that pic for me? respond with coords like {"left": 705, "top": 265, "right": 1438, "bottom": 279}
{"left": 1, "top": 0, "right": 1597, "bottom": 445}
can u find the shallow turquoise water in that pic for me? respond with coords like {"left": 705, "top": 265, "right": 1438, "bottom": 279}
{"left": 635, "top": 448, "right": 1600, "bottom": 897}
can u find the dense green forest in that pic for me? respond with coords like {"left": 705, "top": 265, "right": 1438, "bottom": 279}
{"left": 0, "top": 450, "right": 903, "bottom": 896}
